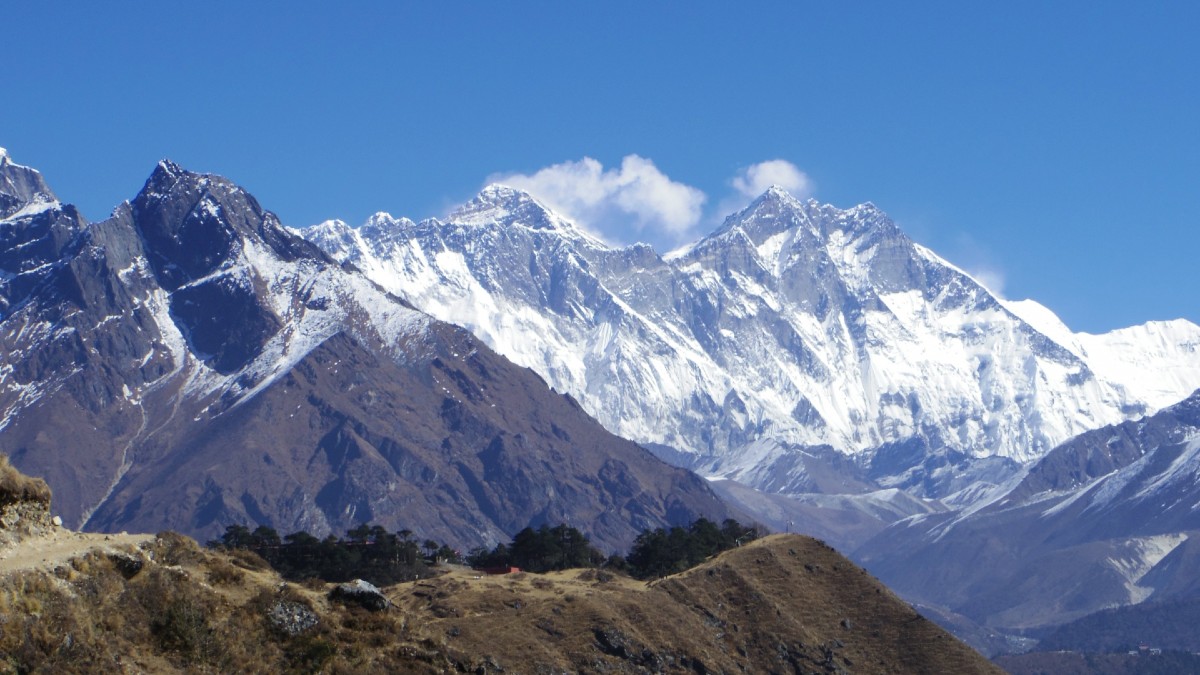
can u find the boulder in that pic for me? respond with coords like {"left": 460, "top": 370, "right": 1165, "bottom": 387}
{"left": 329, "top": 579, "right": 391, "bottom": 612}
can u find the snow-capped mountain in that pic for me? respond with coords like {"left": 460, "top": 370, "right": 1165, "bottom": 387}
{"left": 0, "top": 153, "right": 730, "bottom": 550}
{"left": 301, "top": 184, "right": 1200, "bottom": 504}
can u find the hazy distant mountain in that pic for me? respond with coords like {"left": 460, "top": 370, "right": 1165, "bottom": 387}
{"left": 0, "top": 151, "right": 730, "bottom": 550}
{"left": 856, "top": 389, "right": 1200, "bottom": 635}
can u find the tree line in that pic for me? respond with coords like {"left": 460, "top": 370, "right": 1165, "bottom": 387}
{"left": 212, "top": 517, "right": 762, "bottom": 585}
{"left": 624, "top": 517, "right": 762, "bottom": 579}
{"left": 210, "top": 523, "right": 460, "bottom": 586}
{"left": 466, "top": 517, "right": 762, "bottom": 579}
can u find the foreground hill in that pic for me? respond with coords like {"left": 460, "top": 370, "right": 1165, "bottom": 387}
{"left": 0, "top": 151, "right": 728, "bottom": 551}
{"left": 3, "top": 451, "right": 996, "bottom": 672}
{"left": 396, "top": 534, "right": 1002, "bottom": 674}
{"left": 1, "top": 527, "right": 1001, "bottom": 673}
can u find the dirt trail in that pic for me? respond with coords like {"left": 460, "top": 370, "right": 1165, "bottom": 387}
{"left": 0, "top": 528, "right": 153, "bottom": 575}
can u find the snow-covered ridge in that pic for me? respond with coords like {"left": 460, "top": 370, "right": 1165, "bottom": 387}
{"left": 1005, "top": 299, "right": 1200, "bottom": 410}
{"left": 301, "top": 184, "right": 1200, "bottom": 503}
{"left": 445, "top": 183, "right": 609, "bottom": 247}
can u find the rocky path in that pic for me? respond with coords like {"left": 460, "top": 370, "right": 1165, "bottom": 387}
{"left": 0, "top": 526, "right": 152, "bottom": 575}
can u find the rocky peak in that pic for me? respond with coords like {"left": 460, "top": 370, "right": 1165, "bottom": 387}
{"left": 448, "top": 184, "right": 597, "bottom": 245}
{"left": 825, "top": 201, "right": 905, "bottom": 247}
{"left": 131, "top": 161, "right": 328, "bottom": 290}
{"left": 0, "top": 149, "right": 58, "bottom": 219}
{"left": 360, "top": 211, "right": 417, "bottom": 245}
{"left": 302, "top": 219, "right": 358, "bottom": 258}
{"left": 128, "top": 161, "right": 310, "bottom": 373}
{"left": 692, "top": 187, "right": 824, "bottom": 260}
{"left": 363, "top": 211, "right": 410, "bottom": 229}
{"left": 131, "top": 160, "right": 246, "bottom": 289}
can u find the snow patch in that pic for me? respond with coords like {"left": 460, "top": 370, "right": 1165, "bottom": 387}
{"left": 1, "top": 200, "right": 60, "bottom": 222}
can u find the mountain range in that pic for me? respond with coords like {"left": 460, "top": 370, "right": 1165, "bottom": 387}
{"left": 301, "top": 182, "right": 1200, "bottom": 537}
{"left": 0, "top": 149, "right": 729, "bottom": 551}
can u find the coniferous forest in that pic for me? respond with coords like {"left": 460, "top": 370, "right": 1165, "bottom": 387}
{"left": 211, "top": 517, "right": 762, "bottom": 584}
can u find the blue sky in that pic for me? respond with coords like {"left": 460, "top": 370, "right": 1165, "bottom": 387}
{"left": 3, "top": 2, "right": 1197, "bottom": 333}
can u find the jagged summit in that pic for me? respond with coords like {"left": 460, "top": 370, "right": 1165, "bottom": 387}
{"left": 0, "top": 149, "right": 58, "bottom": 219}
{"left": 363, "top": 211, "right": 410, "bottom": 228}
{"left": 155, "top": 157, "right": 185, "bottom": 175}
{"left": 449, "top": 184, "right": 546, "bottom": 223}
{"left": 477, "top": 183, "right": 527, "bottom": 201}
{"left": 693, "top": 186, "right": 896, "bottom": 254}
{"left": 360, "top": 211, "right": 417, "bottom": 243}
{"left": 739, "top": 182, "right": 808, "bottom": 213}
{"left": 447, "top": 183, "right": 604, "bottom": 245}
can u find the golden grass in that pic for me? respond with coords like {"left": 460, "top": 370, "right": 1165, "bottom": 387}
{"left": 0, "top": 454, "right": 50, "bottom": 508}
{"left": 0, "top": 530, "right": 1001, "bottom": 674}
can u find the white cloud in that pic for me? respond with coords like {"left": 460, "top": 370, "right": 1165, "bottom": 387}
{"left": 949, "top": 232, "right": 1006, "bottom": 298}
{"left": 731, "top": 160, "right": 814, "bottom": 200}
{"left": 491, "top": 155, "right": 706, "bottom": 243}
{"left": 970, "top": 267, "right": 1006, "bottom": 297}
{"left": 712, "top": 160, "right": 815, "bottom": 223}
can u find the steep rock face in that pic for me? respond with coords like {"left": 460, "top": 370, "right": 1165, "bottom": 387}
{"left": 300, "top": 185, "right": 1200, "bottom": 506}
{"left": 855, "top": 390, "right": 1200, "bottom": 633}
{"left": 0, "top": 164, "right": 170, "bottom": 523}
{"left": 0, "top": 148, "right": 57, "bottom": 219}
{"left": 0, "top": 154, "right": 730, "bottom": 551}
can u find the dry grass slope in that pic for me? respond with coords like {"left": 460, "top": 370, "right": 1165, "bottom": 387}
{"left": 0, "top": 456, "right": 998, "bottom": 673}
{"left": 392, "top": 534, "right": 1002, "bottom": 674}
{"left": 0, "top": 454, "right": 50, "bottom": 508}
{"left": 0, "top": 532, "right": 1003, "bottom": 674}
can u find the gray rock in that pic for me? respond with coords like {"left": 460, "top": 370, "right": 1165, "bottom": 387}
{"left": 329, "top": 579, "right": 391, "bottom": 612}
